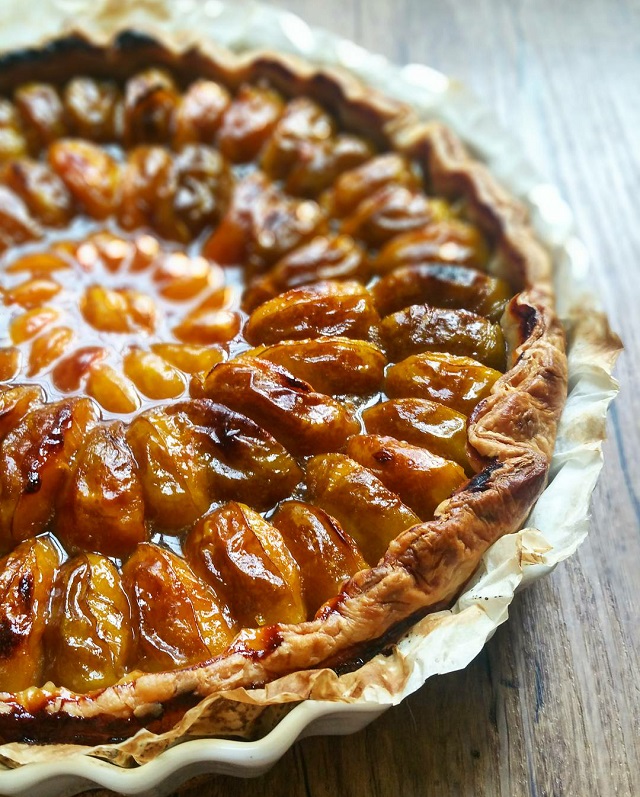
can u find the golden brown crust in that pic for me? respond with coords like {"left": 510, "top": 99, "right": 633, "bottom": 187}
{"left": 0, "top": 30, "right": 567, "bottom": 745}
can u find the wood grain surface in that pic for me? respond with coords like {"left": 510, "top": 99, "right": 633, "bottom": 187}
{"left": 84, "top": 1, "right": 639, "bottom": 795}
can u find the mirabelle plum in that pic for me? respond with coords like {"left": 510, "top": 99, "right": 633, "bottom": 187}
{"left": 271, "top": 501, "right": 367, "bottom": 616}
{"left": 217, "top": 84, "right": 285, "bottom": 163}
{"left": 122, "top": 543, "right": 237, "bottom": 672}
{"left": 251, "top": 337, "right": 386, "bottom": 396}
{"left": 324, "top": 153, "right": 420, "bottom": 217}
{"left": 381, "top": 305, "right": 506, "bottom": 370}
{"left": 64, "top": 77, "right": 122, "bottom": 141}
{"left": 0, "top": 537, "right": 59, "bottom": 691}
{"left": 385, "top": 351, "right": 502, "bottom": 415}
{"left": 201, "top": 358, "right": 359, "bottom": 456}
{"left": 346, "top": 435, "right": 466, "bottom": 520}
{"left": 363, "top": 398, "right": 470, "bottom": 472}
{"left": 48, "top": 140, "right": 121, "bottom": 219}
{"left": 372, "top": 263, "right": 511, "bottom": 321}
{"left": 185, "top": 502, "right": 305, "bottom": 627}
{"left": 306, "top": 454, "right": 421, "bottom": 565}
{"left": 45, "top": 554, "right": 133, "bottom": 691}
{"left": 55, "top": 424, "right": 146, "bottom": 557}
{"left": 373, "top": 221, "right": 490, "bottom": 273}
{"left": 244, "top": 280, "right": 380, "bottom": 346}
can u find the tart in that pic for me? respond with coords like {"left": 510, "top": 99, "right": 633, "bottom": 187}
{"left": 0, "top": 30, "right": 567, "bottom": 748}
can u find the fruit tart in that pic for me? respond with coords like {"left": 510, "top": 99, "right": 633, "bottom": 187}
{"left": 0, "top": 30, "right": 567, "bottom": 747}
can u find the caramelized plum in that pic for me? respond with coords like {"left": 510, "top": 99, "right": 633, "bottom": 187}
{"left": 261, "top": 97, "right": 336, "bottom": 178}
{"left": 5, "top": 251, "right": 69, "bottom": 275}
{"left": 362, "top": 398, "right": 470, "bottom": 471}
{"left": 163, "top": 400, "right": 303, "bottom": 510}
{"left": 244, "top": 280, "right": 380, "bottom": 345}
{"left": 55, "top": 424, "right": 146, "bottom": 558}
{"left": 306, "top": 454, "right": 421, "bottom": 564}
{"left": 169, "top": 144, "right": 233, "bottom": 237}
{"left": 260, "top": 97, "right": 372, "bottom": 196}
{"left": 373, "top": 221, "right": 490, "bottom": 273}
{"left": 64, "top": 77, "right": 123, "bottom": 141}
{"left": 203, "top": 172, "right": 327, "bottom": 271}
{"left": 126, "top": 407, "right": 213, "bottom": 532}
{"left": 372, "top": 264, "right": 512, "bottom": 320}
{"left": 3, "top": 276, "right": 61, "bottom": 309}
{"left": 9, "top": 305, "right": 59, "bottom": 344}
{"left": 201, "top": 358, "right": 359, "bottom": 456}
{"left": 173, "top": 306, "right": 241, "bottom": 346}
{"left": 381, "top": 305, "right": 506, "bottom": 370}
{"left": 86, "top": 363, "right": 140, "bottom": 415}
{"left": 122, "top": 543, "right": 236, "bottom": 672}
{"left": 0, "top": 398, "right": 97, "bottom": 550}
{"left": 48, "top": 140, "right": 121, "bottom": 219}
{"left": 0, "top": 385, "right": 44, "bottom": 442}
{"left": 173, "top": 80, "right": 231, "bottom": 148}
{"left": 80, "top": 285, "right": 156, "bottom": 334}
{"left": 251, "top": 337, "right": 386, "bottom": 395}
{"left": 151, "top": 343, "right": 224, "bottom": 375}
{"left": 0, "top": 158, "right": 74, "bottom": 226}
{"left": 325, "top": 153, "right": 421, "bottom": 217}
{"left": 242, "top": 234, "right": 369, "bottom": 311}
{"left": 385, "top": 351, "right": 502, "bottom": 415}
{"left": 0, "top": 348, "right": 21, "bottom": 382}
{"left": 0, "top": 537, "right": 59, "bottom": 692}
{"left": 153, "top": 252, "right": 214, "bottom": 302}
{"left": 14, "top": 83, "right": 67, "bottom": 152}
{"left": 27, "top": 325, "right": 74, "bottom": 376}
{"left": 52, "top": 346, "right": 107, "bottom": 393}
{"left": 341, "top": 185, "right": 451, "bottom": 247}
{"left": 185, "top": 502, "right": 305, "bottom": 627}
{"left": 123, "top": 349, "right": 186, "bottom": 400}
{"left": 0, "top": 187, "right": 42, "bottom": 252}
{"left": 0, "top": 99, "right": 28, "bottom": 160}
{"left": 217, "top": 84, "right": 285, "bottom": 162}
{"left": 123, "top": 69, "right": 180, "bottom": 146}
{"left": 120, "top": 145, "right": 232, "bottom": 242}
{"left": 45, "top": 554, "right": 133, "bottom": 692}
{"left": 118, "top": 146, "right": 174, "bottom": 232}
{"left": 128, "top": 398, "right": 300, "bottom": 529}
{"left": 346, "top": 434, "right": 466, "bottom": 520}
{"left": 285, "top": 134, "right": 373, "bottom": 197}
{"left": 271, "top": 501, "right": 367, "bottom": 616}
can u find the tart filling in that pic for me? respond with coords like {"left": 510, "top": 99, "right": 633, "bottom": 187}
{"left": 0, "top": 32, "right": 567, "bottom": 745}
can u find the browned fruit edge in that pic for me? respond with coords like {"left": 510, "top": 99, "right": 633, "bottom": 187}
{"left": 0, "top": 30, "right": 568, "bottom": 745}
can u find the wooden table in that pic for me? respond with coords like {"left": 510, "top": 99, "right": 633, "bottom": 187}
{"left": 87, "top": 1, "right": 639, "bottom": 795}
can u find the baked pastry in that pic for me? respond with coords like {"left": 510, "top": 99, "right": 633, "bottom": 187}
{"left": 0, "top": 30, "right": 567, "bottom": 747}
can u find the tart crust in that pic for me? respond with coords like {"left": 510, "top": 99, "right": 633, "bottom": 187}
{"left": 0, "top": 30, "right": 567, "bottom": 746}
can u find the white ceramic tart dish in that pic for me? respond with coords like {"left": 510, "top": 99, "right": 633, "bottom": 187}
{"left": 0, "top": 1, "right": 620, "bottom": 794}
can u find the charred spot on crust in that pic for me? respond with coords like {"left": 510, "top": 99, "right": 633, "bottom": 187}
{"left": 114, "top": 30, "right": 162, "bottom": 53}
{"left": 0, "top": 692, "right": 198, "bottom": 745}
{"left": 466, "top": 459, "right": 503, "bottom": 493}
{"left": 513, "top": 302, "right": 538, "bottom": 342}
{"left": 0, "top": 35, "right": 94, "bottom": 76}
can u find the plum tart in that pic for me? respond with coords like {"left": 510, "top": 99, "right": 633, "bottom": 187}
{"left": 0, "top": 31, "right": 567, "bottom": 746}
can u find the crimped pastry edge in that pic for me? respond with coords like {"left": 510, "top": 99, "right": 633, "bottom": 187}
{"left": 0, "top": 29, "right": 568, "bottom": 750}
